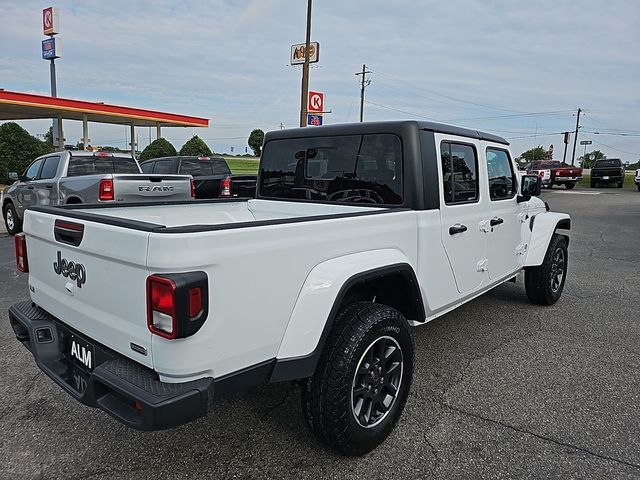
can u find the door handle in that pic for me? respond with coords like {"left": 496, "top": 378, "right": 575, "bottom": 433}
{"left": 490, "top": 217, "right": 504, "bottom": 226}
{"left": 449, "top": 224, "right": 468, "bottom": 235}
{"left": 45, "top": 185, "right": 54, "bottom": 189}
{"left": 26, "top": 186, "right": 34, "bottom": 190}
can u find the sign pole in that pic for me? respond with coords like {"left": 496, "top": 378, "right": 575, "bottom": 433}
{"left": 299, "top": 0, "right": 312, "bottom": 128}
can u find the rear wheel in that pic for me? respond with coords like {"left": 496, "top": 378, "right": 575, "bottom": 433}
{"left": 301, "top": 302, "right": 414, "bottom": 456}
{"left": 565, "top": 182, "right": 576, "bottom": 189}
{"left": 3, "top": 202, "right": 22, "bottom": 235}
{"left": 525, "top": 234, "right": 568, "bottom": 305}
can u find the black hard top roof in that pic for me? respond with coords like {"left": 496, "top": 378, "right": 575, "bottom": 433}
{"left": 264, "top": 120, "right": 509, "bottom": 145}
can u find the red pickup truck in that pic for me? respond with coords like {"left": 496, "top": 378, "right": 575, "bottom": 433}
{"left": 525, "top": 160, "right": 583, "bottom": 189}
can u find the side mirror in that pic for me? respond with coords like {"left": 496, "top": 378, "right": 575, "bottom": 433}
{"left": 8, "top": 172, "right": 19, "bottom": 181}
{"left": 518, "top": 174, "right": 541, "bottom": 202}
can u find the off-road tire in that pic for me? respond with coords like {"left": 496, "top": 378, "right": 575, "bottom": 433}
{"left": 565, "top": 182, "right": 576, "bottom": 189}
{"left": 525, "top": 233, "right": 568, "bottom": 305}
{"left": 3, "top": 202, "right": 22, "bottom": 235}
{"left": 301, "top": 302, "right": 414, "bottom": 456}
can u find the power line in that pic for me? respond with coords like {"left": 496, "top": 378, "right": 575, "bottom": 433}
{"left": 371, "top": 70, "right": 524, "bottom": 113}
{"left": 364, "top": 99, "right": 441, "bottom": 121}
{"left": 581, "top": 135, "right": 639, "bottom": 156}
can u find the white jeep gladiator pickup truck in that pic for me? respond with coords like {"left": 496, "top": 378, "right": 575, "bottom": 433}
{"left": 9, "top": 121, "right": 570, "bottom": 456}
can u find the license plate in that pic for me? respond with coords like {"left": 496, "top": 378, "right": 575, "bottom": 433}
{"left": 69, "top": 334, "right": 95, "bottom": 372}
{"left": 603, "top": 176, "right": 609, "bottom": 180}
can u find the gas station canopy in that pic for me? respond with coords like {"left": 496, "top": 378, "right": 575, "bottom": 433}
{"left": 0, "top": 89, "right": 208, "bottom": 127}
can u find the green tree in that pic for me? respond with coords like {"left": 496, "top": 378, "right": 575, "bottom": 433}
{"left": 0, "top": 122, "right": 52, "bottom": 180}
{"left": 518, "top": 146, "right": 551, "bottom": 163}
{"left": 580, "top": 149, "right": 605, "bottom": 169}
{"left": 248, "top": 129, "right": 264, "bottom": 156}
{"left": 179, "top": 135, "right": 212, "bottom": 156}
{"left": 44, "top": 126, "right": 54, "bottom": 148}
{"left": 139, "top": 138, "right": 177, "bottom": 161}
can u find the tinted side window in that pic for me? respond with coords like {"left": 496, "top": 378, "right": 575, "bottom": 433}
{"left": 140, "top": 162, "right": 154, "bottom": 173}
{"left": 153, "top": 160, "right": 175, "bottom": 174}
{"left": 40, "top": 156, "right": 60, "bottom": 180}
{"left": 486, "top": 148, "right": 516, "bottom": 200}
{"left": 259, "top": 133, "right": 403, "bottom": 204}
{"left": 441, "top": 142, "right": 478, "bottom": 204}
{"left": 24, "top": 159, "right": 44, "bottom": 180}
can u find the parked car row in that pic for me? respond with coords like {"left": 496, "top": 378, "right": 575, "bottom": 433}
{"left": 2, "top": 151, "right": 257, "bottom": 234}
{"left": 520, "top": 158, "right": 638, "bottom": 190}
{"left": 521, "top": 160, "right": 583, "bottom": 189}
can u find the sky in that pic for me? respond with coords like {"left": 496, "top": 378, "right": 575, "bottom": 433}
{"left": 1, "top": 0, "right": 639, "bottom": 161}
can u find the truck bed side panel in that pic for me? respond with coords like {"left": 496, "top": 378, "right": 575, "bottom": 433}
{"left": 146, "top": 209, "right": 418, "bottom": 381}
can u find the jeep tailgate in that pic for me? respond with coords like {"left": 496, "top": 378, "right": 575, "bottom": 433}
{"left": 23, "top": 209, "right": 154, "bottom": 368}
{"left": 112, "top": 174, "right": 192, "bottom": 202}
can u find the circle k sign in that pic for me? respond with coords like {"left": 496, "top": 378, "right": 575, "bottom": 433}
{"left": 308, "top": 91, "right": 324, "bottom": 113}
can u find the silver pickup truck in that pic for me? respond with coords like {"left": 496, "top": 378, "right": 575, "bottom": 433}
{"left": 2, "top": 151, "right": 193, "bottom": 234}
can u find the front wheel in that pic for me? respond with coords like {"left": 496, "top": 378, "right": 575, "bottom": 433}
{"left": 525, "top": 234, "right": 568, "bottom": 305}
{"left": 301, "top": 302, "right": 414, "bottom": 456}
{"left": 618, "top": 181, "right": 624, "bottom": 188}
{"left": 637, "top": 184, "right": 640, "bottom": 192}
{"left": 3, "top": 202, "right": 22, "bottom": 235}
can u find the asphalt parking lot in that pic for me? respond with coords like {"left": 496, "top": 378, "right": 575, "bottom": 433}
{"left": 1, "top": 187, "right": 639, "bottom": 479}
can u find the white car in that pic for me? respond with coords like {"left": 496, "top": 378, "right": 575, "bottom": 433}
{"left": 9, "top": 121, "right": 570, "bottom": 456}
{"left": 635, "top": 169, "right": 640, "bottom": 191}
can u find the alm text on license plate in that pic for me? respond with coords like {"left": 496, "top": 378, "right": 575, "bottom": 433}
{"left": 69, "top": 334, "right": 95, "bottom": 372}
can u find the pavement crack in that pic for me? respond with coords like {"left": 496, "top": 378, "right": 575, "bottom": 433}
{"left": 433, "top": 399, "right": 640, "bottom": 471}
{"left": 423, "top": 431, "right": 441, "bottom": 476}
{"left": 262, "top": 385, "right": 295, "bottom": 419}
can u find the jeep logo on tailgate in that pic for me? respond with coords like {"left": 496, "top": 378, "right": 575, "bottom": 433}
{"left": 53, "top": 251, "right": 86, "bottom": 288}
{"left": 139, "top": 185, "right": 174, "bottom": 192}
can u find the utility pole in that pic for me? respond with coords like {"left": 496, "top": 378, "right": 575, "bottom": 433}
{"left": 562, "top": 132, "right": 569, "bottom": 164}
{"left": 279, "top": 122, "right": 285, "bottom": 130}
{"left": 299, "top": 0, "right": 312, "bottom": 127}
{"left": 570, "top": 108, "right": 581, "bottom": 166}
{"left": 355, "top": 64, "right": 372, "bottom": 122}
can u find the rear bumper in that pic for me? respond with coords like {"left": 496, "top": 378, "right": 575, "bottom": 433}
{"left": 8, "top": 301, "right": 214, "bottom": 431}
{"left": 553, "top": 176, "right": 582, "bottom": 182}
{"left": 591, "top": 174, "right": 623, "bottom": 183}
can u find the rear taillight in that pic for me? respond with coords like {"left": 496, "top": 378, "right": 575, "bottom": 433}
{"left": 147, "top": 276, "right": 177, "bottom": 339}
{"left": 99, "top": 179, "right": 114, "bottom": 201}
{"left": 146, "top": 272, "right": 208, "bottom": 339}
{"left": 539, "top": 171, "right": 545, "bottom": 177}
{"left": 220, "top": 177, "right": 232, "bottom": 197}
{"left": 190, "top": 177, "right": 196, "bottom": 199}
{"left": 15, "top": 233, "right": 28, "bottom": 273}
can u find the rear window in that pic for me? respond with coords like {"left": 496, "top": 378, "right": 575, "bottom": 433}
{"left": 67, "top": 155, "right": 140, "bottom": 176}
{"left": 179, "top": 158, "right": 231, "bottom": 176}
{"left": 594, "top": 159, "right": 621, "bottom": 168}
{"left": 259, "top": 134, "right": 403, "bottom": 204}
